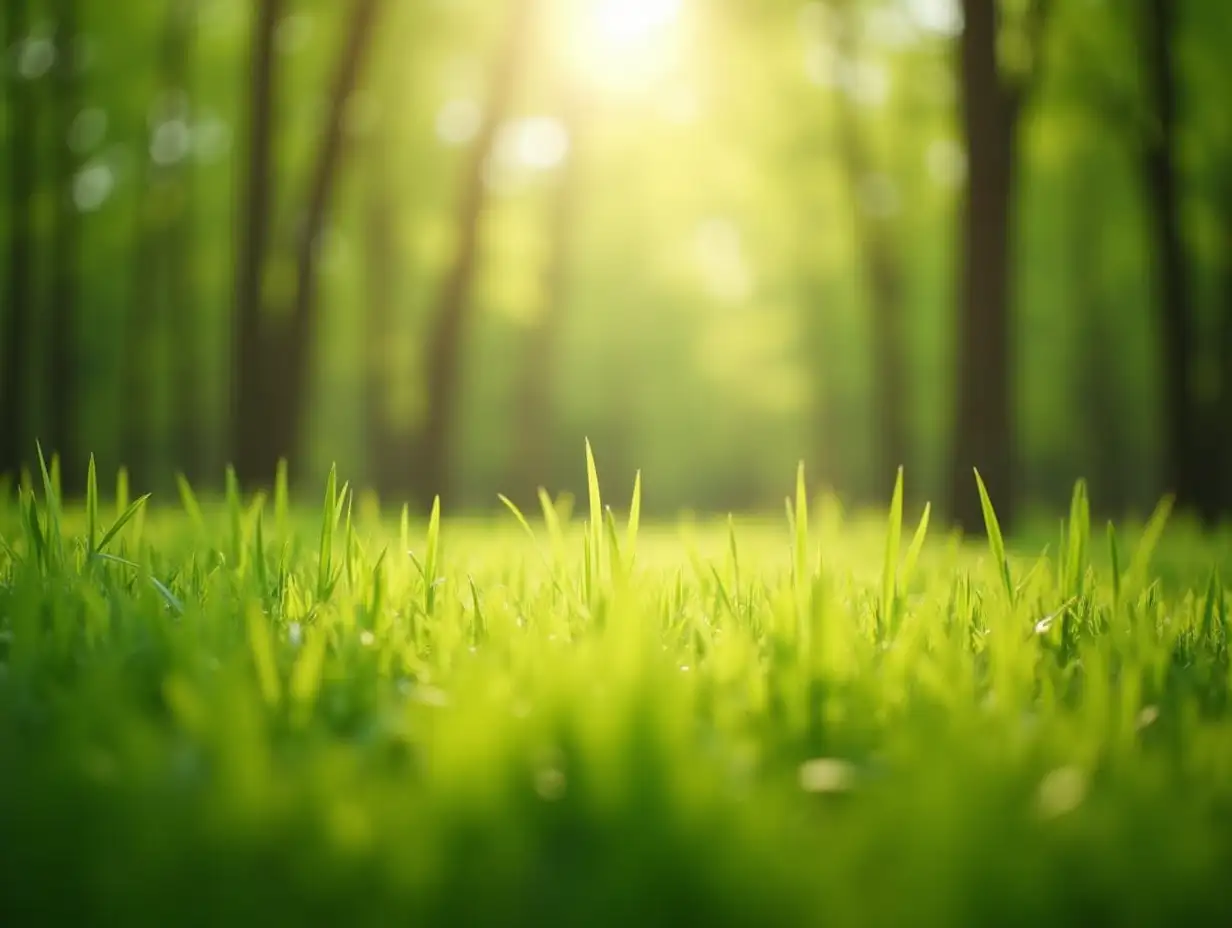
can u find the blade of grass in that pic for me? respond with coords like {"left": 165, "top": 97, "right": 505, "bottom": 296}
{"left": 881, "top": 467, "right": 904, "bottom": 629}
{"left": 974, "top": 469, "right": 1014, "bottom": 606}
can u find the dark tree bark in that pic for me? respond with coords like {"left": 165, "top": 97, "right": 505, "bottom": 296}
{"left": 48, "top": 0, "right": 82, "bottom": 490}
{"left": 947, "top": 0, "right": 1048, "bottom": 533}
{"left": 1137, "top": 0, "right": 1209, "bottom": 520}
{"left": 511, "top": 91, "right": 583, "bottom": 505}
{"left": 232, "top": 0, "right": 383, "bottom": 487}
{"left": 829, "top": 3, "right": 908, "bottom": 489}
{"left": 230, "top": 0, "right": 284, "bottom": 484}
{"left": 1217, "top": 175, "right": 1232, "bottom": 515}
{"left": 1, "top": 0, "right": 37, "bottom": 480}
{"left": 415, "top": 0, "right": 536, "bottom": 510}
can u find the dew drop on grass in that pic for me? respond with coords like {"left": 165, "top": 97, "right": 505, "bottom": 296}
{"left": 359, "top": 630, "right": 375, "bottom": 647}
{"left": 288, "top": 622, "right": 303, "bottom": 647}
{"left": 1136, "top": 705, "right": 1160, "bottom": 730}
{"left": 535, "top": 767, "right": 567, "bottom": 801}
{"left": 1036, "top": 765, "right": 1087, "bottom": 818}
{"left": 413, "top": 685, "right": 450, "bottom": 708}
{"left": 798, "top": 758, "right": 856, "bottom": 794}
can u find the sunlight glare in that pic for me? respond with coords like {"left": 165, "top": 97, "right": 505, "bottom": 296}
{"left": 567, "top": 0, "right": 684, "bottom": 94}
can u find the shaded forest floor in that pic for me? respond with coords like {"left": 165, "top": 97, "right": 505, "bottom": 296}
{"left": 2, "top": 461, "right": 1232, "bottom": 926}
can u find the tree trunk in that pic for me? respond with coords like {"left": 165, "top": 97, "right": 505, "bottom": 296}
{"left": 415, "top": 0, "right": 536, "bottom": 510}
{"left": 1072, "top": 150, "right": 1129, "bottom": 514}
{"left": 1217, "top": 175, "right": 1232, "bottom": 516}
{"left": 1139, "top": 0, "right": 1208, "bottom": 521}
{"left": 362, "top": 92, "right": 410, "bottom": 499}
{"left": 512, "top": 91, "right": 582, "bottom": 505}
{"left": 230, "top": 0, "right": 284, "bottom": 485}
{"left": 167, "top": 0, "right": 207, "bottom": 483}
{"left": 948, "top": 0, "right": 1020, "bottom": 533}
{"left": 123, "top": 0, "right": 198, "bottom": 489}
{"left": 830, "top": 4, "right": 908, "bottom": 490}
{"left": 48, "top": 0, "right": 82, "bottom": 491}
{"left": 1, "top": 0, "right": 36, "bottom": 480}
{"left": 233, "top": 0, "right": 382, "bottom": 488}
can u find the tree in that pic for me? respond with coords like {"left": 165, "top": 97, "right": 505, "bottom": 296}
{"left": 1136, "top": 0, "right": 1206, "bottom": 519}
{"left": 947, "top": 0, "right": 1050, "bottom": 533}
{"left": 123, "top": 0, "right": 202, "bottom": 487}
{"left": 231, "top": 0, "right": 284, "bottom": 485}
{"left": 232, "top": 0, "right": 383, "bottom": 487}
{"left": 362, "top": 57, "right": 407, "bottom": 500}
{"left": 826, "top": 0, "right": 909, "bottom": 488}
{"left": 511, "top": 89, "right": 584, "bottom": 505}
{"left": 414, "top": 0, "right": 537, "bottom": 509}
{"left": 1, "top": 0, "right": 37, "bottom": 481}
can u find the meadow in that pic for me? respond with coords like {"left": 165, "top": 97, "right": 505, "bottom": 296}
{"left": 2, "top": 444, "right": 1232, "bottom": 926}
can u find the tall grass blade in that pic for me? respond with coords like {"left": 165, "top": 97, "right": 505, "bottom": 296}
{"left": 881, "top": 467, "right": 904, "bottom": 627}
{"left": 626, "top": 470, "right": 642, "bottom": 567}
{"left": 425, "top": 495, "right": 441, "bottom": 616}
{"left": 176, "top": 473, "right": 206, "bottom": 535}
{"left": 498, "top": 494, "right": 537, "bottom": 541}
{"left": 274, "top": 459, "right": 289, "bottom": 536}
{"left": 96, "top": 495, "right": 152, "bottom": 556}
{"left": 318, "top": 465, "right": 338, "bottom": 602}
{"left": 973, "top": 469, "right": 1013, "bottom": 605}
{"left": 1128, "top": 495, "right": 1174, "bottom": 592}
{"left": 86, "top": 454, "right": 99, "bottom": 554}
{"left": 901, "top": 502, "right": 931, "bottom": 592}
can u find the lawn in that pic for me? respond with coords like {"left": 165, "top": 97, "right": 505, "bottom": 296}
{"left": 2, "top": 448, "right": 1231, "bottom": 926}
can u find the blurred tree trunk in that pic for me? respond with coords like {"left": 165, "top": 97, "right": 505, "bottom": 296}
{"left": 233, "top": 0, "right": 382, "bottom": 488}
{"left": 1216, "top": 175, "right": 1232, "bottom": 515}
{"left": 1137, "top": 0, "right": 1210, "bottom": 521}
{"left": 829, "top": 2, "right": 908, "bottom": 490}
{"left": 947, "top": 0, "right": 1048, "bottom": 534}
{"left": 511, "top": 91, "right": 582, "bottom": 505}
{"left": 363, "top": 97, "right": 410, "bottom": 499}
{"left": 1071, "top": 150, "right": 1128, "bottom": 514}
{"left": 415, "top": 0, "right": 536, "bottom": 510}
{"left": 231, "top": 0, "right": 284, "bottom": 485}
{"left": 1, "top": 0, "right": 36, "bottom": 480}
{"left": 168, "top": 0, "right": 207, "bottom": 483}
{"left": 123, "top": 0, "right": 200, "bottom": 488}
{"left": 48, "top": 0, "right": 82, "bottom": 491}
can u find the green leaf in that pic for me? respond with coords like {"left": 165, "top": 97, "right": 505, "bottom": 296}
{"left": 96, "top": 495, "right": 152, "bottom": 556}
{"left": 585, "top": 439, "right": 604, "bottom": 584}
{"left": 247, "top": 606, "right": 282, "bottom": 709}
{"left": 1128, "top": 495, "right": 1174, "bottom": 593}
{"left": 318, "top": 464, "right": 338, "bottom": 602}
{"left": 1107, "top": 521, "right": 1122, "bottom": 609}
{"left": 901, "top": 502, "right": 932, "bottom": 593}
{"left": 1063, "top": 480, "right": 1090, "bottom": 599}
{"left": 626, "top": 470, "right": 642, "bottom": 567}
{"left": 498, "top": 494, "right": 537, "bottom": 541}
{"left": 425, "top": 495, "right": 441, "bottom": 616}
{"left": 274, "top": 458, "right": 289, "bottom": 536}
{"left": 115, "top": 467, "right": 130, "bottom": 518}
{"left": 86, "top": 454, "right": 99, "bottom": 554}
{"left": 176, "top": 473, "right": 206, "bottom": 535}
{"left": 882, "top": 467, "right": 904, "bottom": 627}
{"left": 974, "top": 469, "right": 1013, "bottom": 606}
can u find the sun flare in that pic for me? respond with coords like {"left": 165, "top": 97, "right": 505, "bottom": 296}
{"left": 565, "top": 0, "right": 684, "bottom": 93}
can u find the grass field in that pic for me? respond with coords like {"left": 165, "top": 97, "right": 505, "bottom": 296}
{"left": 2, "top": 446, "right": 1232, "bottom": 926}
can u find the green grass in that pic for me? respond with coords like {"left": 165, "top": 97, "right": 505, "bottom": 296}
{"left": 2, "top": 451, "right": 1232, "bottom": 925}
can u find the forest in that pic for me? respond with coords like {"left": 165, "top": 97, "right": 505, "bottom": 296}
{"left": 2, "top": 0, "right": 1230, "bottom": 530}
